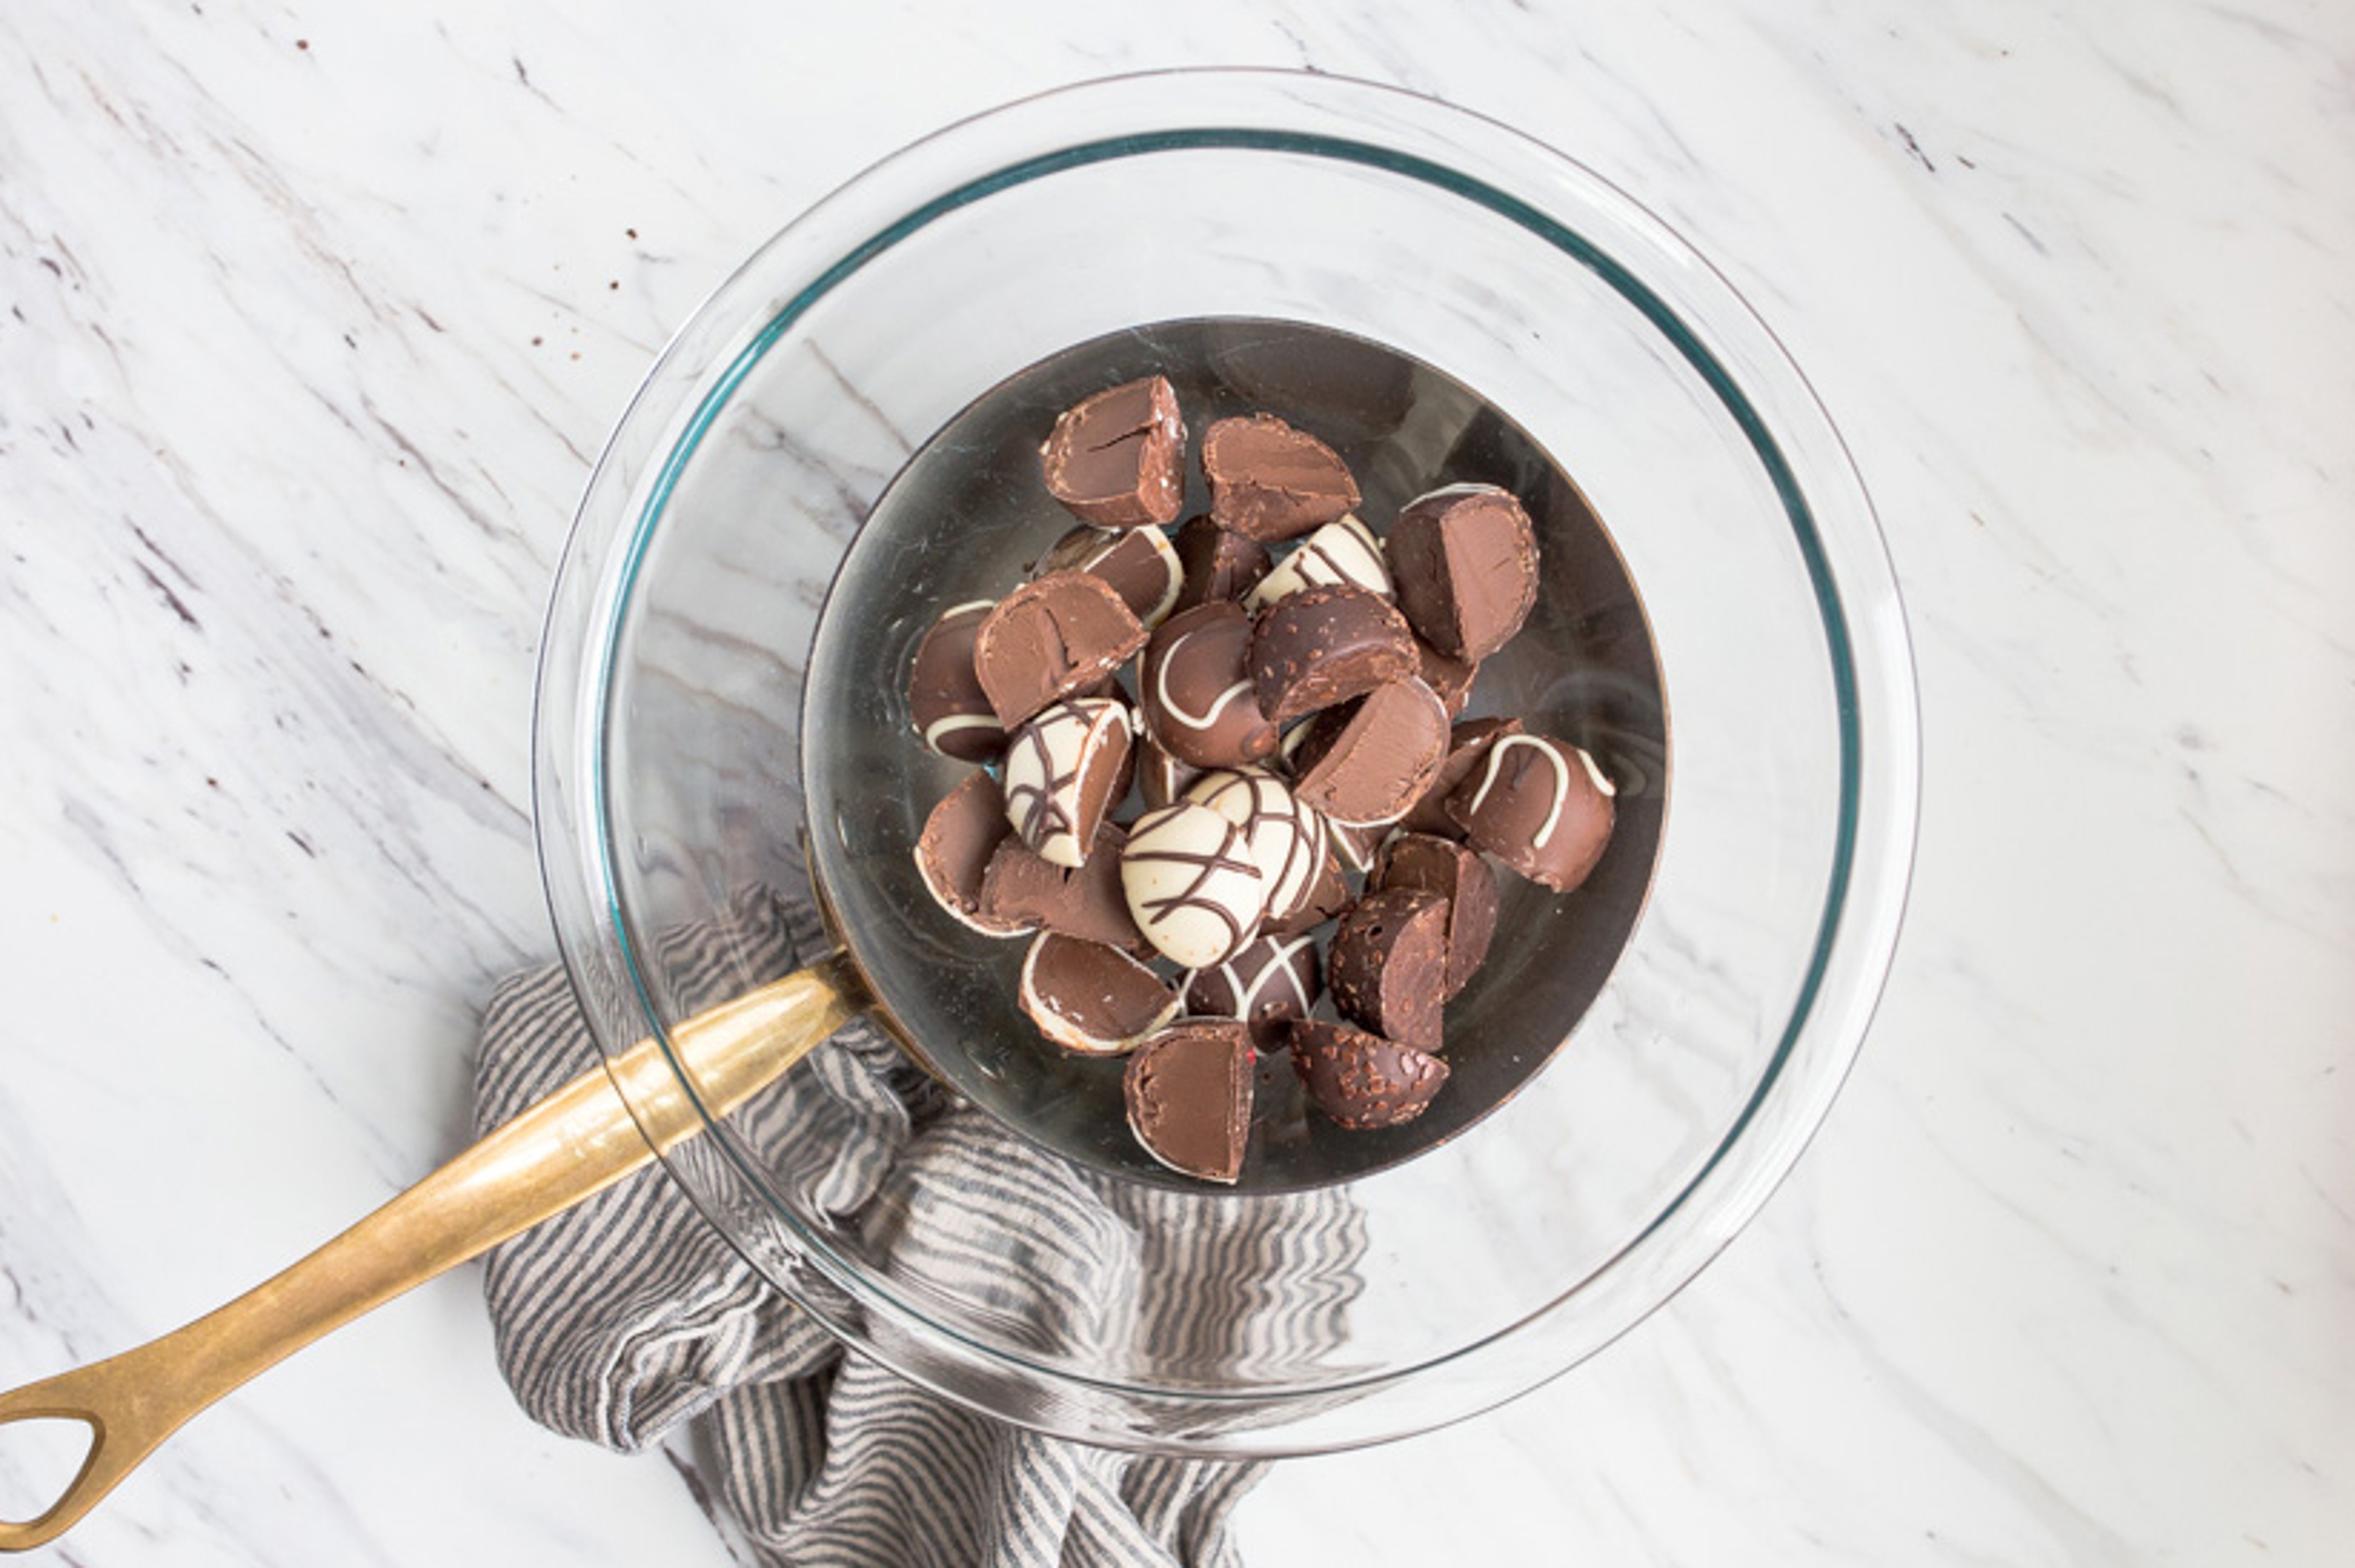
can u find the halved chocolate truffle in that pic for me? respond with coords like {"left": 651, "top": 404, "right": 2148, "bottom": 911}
{"left": 1446, "top": 733, "right": 1617, "bottom": 893}
{"left": 914, "top": 771, "right": 1024, "bottom": 936}
{"left": 906, "top": 600, "right": 1006, "bottom": 763}
{"left": 1001, "top": 697, "right": 1134, "bottom": 868}
{"left": 1203, "top": 413, "right": 1360, "bottom": 542}
{"left": 1286, "top": 677, "right": 1451, "bottom": 827}
{"left": 1039, "top": 524, "right": 1184, "bottom": 629}
{"left": 1289, "top": 1019, "right": 1449, "bottom": 1131}
{"left": 1182, "top": 766, "right": 1327, "bottom": 927}
{"left": 1184, "top": 933, "right": 1322, "bottom": 1050}
{"left": 1170, "top": 514, "right": 1272, "bottom": 613}
{"left": 1140, "top": 600, "right": 1281, "bottom": 770}
{"left": 1019, "top": 933, "right": 1181, "bottom": 1055}
{"left": 1120, "top": 800, "right": 1266, "bottom": 968}
{"left": 1414, "top": 639, "right": 1479, "bottom": 719}
{"left": 1124, "top": 1019, "right": 1255, "bottom": 1183}
{"left": 979, "top": 821, "right": 1149, "bottom": 954}
{"left": 1041, "top": 375, "right": 1186, "bottom": 529}
{"left": 1249, "top": 583, "right": 1419, "bottom": 725}
{"left": 1373, "top": 832, "right": 1499, "bottom": 998}
{"left": 1244, "top": 514, "right": 1391, "bottom": 611}
{"left": 1386, "top": 483, "right": 1540, "bottom": 662}
{"left": 1326, "top": 887, "right": 1450, "bottom": 1052}
{"left": 973, "top": 570, "right": 1149, "bottom": 729}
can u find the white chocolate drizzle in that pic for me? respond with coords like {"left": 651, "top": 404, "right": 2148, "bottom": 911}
{"left": 1463, "top": 734, "right": 1574, "bottom": 849}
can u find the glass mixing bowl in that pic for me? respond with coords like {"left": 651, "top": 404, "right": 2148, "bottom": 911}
{"left": 532, "top": 69, "right": 1918, "bottom": 1455}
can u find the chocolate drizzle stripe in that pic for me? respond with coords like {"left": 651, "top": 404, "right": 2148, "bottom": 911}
{"left": 1127, "top": 842, "right": 1259, "bottom": 945}
{"left": 1465, "top": 734, "right": 1574, "bottom": 849}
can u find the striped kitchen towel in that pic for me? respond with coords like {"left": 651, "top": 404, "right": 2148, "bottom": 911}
{"left": 473, "top": 886, "right": 1366, "bottom": 1567}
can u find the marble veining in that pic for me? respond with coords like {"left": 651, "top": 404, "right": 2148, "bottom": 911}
{"left": 2, "top": 1, "right": 2350, "bottom": 1564}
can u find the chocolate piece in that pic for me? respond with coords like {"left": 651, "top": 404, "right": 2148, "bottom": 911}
{"left": 1287, "top": 678, "right": 1450, "bottom": 827}
{"left": 906, "top": 600, "right": 1006, "bottom": 762}
{"left": 1041, "top": 375, "right": 1186, "bottom": 529}
{"left": 1135, "top": 735, "right": 1204, "bottom": 810}
{"left": 1326, "top": 888, "right": 1450, "bottom": 1051}
{"left": 1040, "top": 524, "right": 1183, "bottom": 629}
{"left": 1248, "top": 584, "right": 1419, "bottom": 725}
{"left": 1184, "top": 933, "right": 1322, "bottom": 1050}
{"left": 1139, "top": 601, "right": 1280, "bottom": 770}
{"left": 1447, "top": 733, "right": 1617, "bottom": 893}
{"left": 1265, "top": 845, "right": 1351, "bottom": 935}
{"left": 1124, "top": 1019, "right": 1254, "bottom": 1183}
{"left": 1019, "top": 933, "right": 1180, "bottom": 1055}
{"left": 1170, "top": 514, "right": 1272, "bottom": 613}
{"left": 973, "top": 570, "right": 1149, "bottom": 729}
{"left": 1119, "top": 800, "right": 1266, "bottom": 968}
{"left": 1244, "top": 514, "right": 1392, "bottom": 611}
{"left": 1325, "top": 819, "right": 1385, "bottom": 877}
{"left": 1289, "top": 1019, "right": 1449, "bottom": 1131}
{"left": 1397, "top": 716, "right": 1523, "bottom": 838}
{"left": 979, "top": 821, "right": 1149, "bottom": 954}
{"left": 1203, "top": 414, "right": 1360, "bottom": 541}
{"left": 1386, "top": 483, "right": 1540, "bottom": 662}
{"left": 1415, "top": 640, "right": 1479, "bottom": 718}
{"left": 1182, "top": 766, "right": 1327, "bottom": 927}
{"left": 1001, "top": 697, "right": 1134, "bottom": 868}
{"left": 1373, "top": 833, "right": 1499, "bottom": 998}
{"left": 913, "top": 771, "right": 1024, "bottom": 936}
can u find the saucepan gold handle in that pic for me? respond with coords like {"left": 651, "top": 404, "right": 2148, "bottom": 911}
{"left": 0, "top": 952, "right": 864, "bottom": 1552}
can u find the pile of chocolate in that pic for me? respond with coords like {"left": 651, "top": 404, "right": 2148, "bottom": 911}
{"left": 908, "top": 375, "right": 1616, "bottom": 1184}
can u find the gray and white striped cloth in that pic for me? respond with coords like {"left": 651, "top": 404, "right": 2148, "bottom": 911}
{"left": 473, "top": 887, "right": 1365, "bottom": 1567}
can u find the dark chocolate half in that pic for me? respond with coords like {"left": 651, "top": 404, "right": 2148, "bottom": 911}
{"left": 1446, "top": 733, "right": 1617, "bottom": 893}
{"left": 979, "top": 821, "right": 1149, "bottom": 954}
{"left": 1248, "top": 583, "right": 1419, "bottom": 725}
{"left": 913, "top": 771, "right": 1024, "bottom": 935}
{"left": 1286, "top": 677, "right": 1451, "bottom": 827}
{"left": 1170, "top": 514, "right": 1273, "bottom": 613}
{"left": 906, "top": 600, "right": 1006, "bottom": 763}
{"left": 1325, "top": 887, "right": 1450, "bottom": 1051}
{"left": 1019, "top": 932, "right": 1180, "bottom": 1055}
{"left": 1040, "top": 524, "right": 1183, "bottom": 629}
{"left": 973, "top": 570, "right": 1148, "bottom": 729}
{"left": 1289, "top": 1019, "right": 1449, "bottom": 1131}
{"left": 1386, "top": 483, "right": 1540, "bottom": 662}
{"left": 1124, "top": 1019, "right": 1255, "bottom": 1183}
{"left": 1373, "top": 832, "right": 1499, "bottom": 998}
{"left": 1041, "top": 375, "right": 1187, "bottom": 529}
{"left": 1202, "top": 413, "right": 1360, "bottom": 541}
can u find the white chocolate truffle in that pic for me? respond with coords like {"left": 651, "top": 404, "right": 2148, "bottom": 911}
{"left": 1119, "top": 800, "right": 1266, "bottom": 968}
{"left": 1182, "top": 766, "right": 1327, "bottom": 927}
{"left": 1002, "top": 697, "right": 1134, "bottom": 868}
{"left": 1243, "top": 514, "right": 1391, "bottom": 611}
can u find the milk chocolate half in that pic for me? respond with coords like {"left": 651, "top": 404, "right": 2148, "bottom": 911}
{"left": 973, "top": 570, "right": 1149, "bottom": 729}
{"left": 907, "top": 600, "right": 1006, "bottom": 763}
{"left": 914, "top": 771, "right": 1024, "bottom": 936}
{"left": 979, "top": 821, "right": 1149, "bottom": 954}
{"left": 1373, "top": 832, "right": 1499, "bottom": 998}
{"left": 1446, "top": 733, "right": 1617, "bottom": 893}
{"left": 1248, "top": 584, "right": 1419, "bottom": 725}
{"left": 1202, "top": 413, "right": 1360, "bottom": 541}
{"left": 1171, "top": 514, "right": 1272, "bottom": 613}
{"left": 1041, "top": 375, "right": 1186, "bottom": 529}
{"left": 1396, "top": 716, "right": 1523, "bottom": 838}
{"left": 1140, "top": 601, "right": 1280, "bottom": 770}
{"left": 1289, "top": 1019, "right": 1449, "bottom": 1131}
{"left": 1001, "top": 697, "right": 1134, "bottom": 868}
{"left": 1019, "top": 933, "right": 1181, "bottom": 1055}
{"left": 1286, "top": 677, "right": 1451, "bottom": 827}
{"left": 1387, "top": 483, "right": 1540, "bottom": 662}
{"left": 1040, "top": 524, "right": 1184, "bottom": 629}
{"left": 1184, "top": 933, "right": 1322, "bottom": 1050}
{"left": 1325, "top": 887, "right": 1450, "bottom": 1051}
{"left": 1124, "top": 1019, "right": 1255, "bottom": 1183}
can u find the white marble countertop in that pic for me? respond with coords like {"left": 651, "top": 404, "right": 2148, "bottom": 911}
{"left": 4, "top": 2, "right": 2349, "bottom": 1562}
